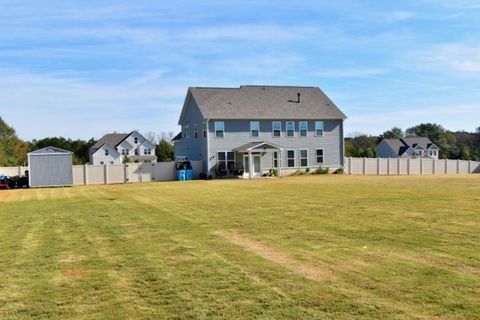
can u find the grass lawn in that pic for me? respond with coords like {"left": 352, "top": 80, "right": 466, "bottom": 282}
{"left": 0, "top": 175, "right": 479, "bottom": 319}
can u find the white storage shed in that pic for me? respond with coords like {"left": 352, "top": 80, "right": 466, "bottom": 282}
{"left": 28, "top": 146, "right": 73, "bottom": 187}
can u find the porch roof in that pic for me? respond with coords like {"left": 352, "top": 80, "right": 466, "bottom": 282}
{"left": 233, "top": 141, "right": 282, "bottom": 153}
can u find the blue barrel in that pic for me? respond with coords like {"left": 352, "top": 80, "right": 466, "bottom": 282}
{"left": 186, "top": 169, "right": 193, "bottom": 180}
{"left": 177, "top": 170, "right": 186, "bottom": 181}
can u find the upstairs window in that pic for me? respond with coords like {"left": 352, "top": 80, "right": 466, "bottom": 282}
{"left": 185, "top": 125, "right": 190, "bottom": 139}
{"left": 315, "top": 121, "right": 324, "bottom": 136}
{"left": 203, "top": 121, "right": 207, "bottom": 138}
{"left": 194, "top": 124, "right": 198, "bottom": 139}
{"left": 272, "top": 121, "right": 281, "bottom": 137}
{"left": 250, "top": 121, "right": 260, "bottom": 138}
{"left": 122, "top": 149, "right": 129, "bottom": 156}
{"left": 316, "top": 149, "right": 324, "bottom": 164}
{"left": 134, "top": 137, "right": 139, "bottom": 144}
{"left": 104, "top": 149, "right": 109, "bottom": 156}
{"left": 144, "top": 149, "right": 151, "bottom": 155}
{"left": 286, "top": 121, "right": 295, "bottom": 137}
{"left": 134, "top": 149, "right": 139, "bottom": 156}
{"left": 215, "top": 121, "right": 224, "bottom": 138}
{"left": 299, "top": 121, "right": 308, "bottom": 137}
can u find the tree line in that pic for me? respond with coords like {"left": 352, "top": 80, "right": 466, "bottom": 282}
{"left": 346, "top": 123, "right": 480, "bottom": 160}
{"left": 0, "top": 117, "right": 174, "bottom": 166}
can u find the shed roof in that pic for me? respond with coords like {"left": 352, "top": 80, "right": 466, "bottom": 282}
{"left": 179, "top": 85, "right": 347, "bottom": 124}
{"left": 28, "top": 146, "right": 73, "bottom": 155}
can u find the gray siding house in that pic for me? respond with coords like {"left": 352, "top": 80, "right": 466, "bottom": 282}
{"left": 174, "top": 85, "right": 347, "bottom": 178}
{"left": 376, "top": 137, "right": 439, "bottom": 159}
{"left": 89, "top": 131, "right": 157, "bottom": 165}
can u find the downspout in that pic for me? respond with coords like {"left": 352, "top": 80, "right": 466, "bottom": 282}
{"left": 205, "top": 118, "right": 210, "bottom": 174}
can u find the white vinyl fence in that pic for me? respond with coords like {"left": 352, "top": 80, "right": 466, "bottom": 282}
{"left": 345, "top": 157, "right": 480, "bottom": 175}
{"left": 1, "top": 161, "right": 203, "bottom": 186}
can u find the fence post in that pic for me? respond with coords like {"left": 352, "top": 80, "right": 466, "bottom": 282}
{"left": 18, "top": 166, "right": 22, "bottom": 176}
{"left": 104, "top": 164, "right": 109, "bottom": 184}
{"left": 348, "top": 157, "right": 352, "bottom": 175}
{"left": 363, "top": 157, "right": 366, "bottom": 175}
{"left": 407, "top": 158, "right": 411, "bottom": 175}
{"left": 420, "top": 158, "right": 423, "bottom": 175}
{"left": 433, "top": 159, "right": 436, "bottom": 174}
{"left": 84, "top": 164, "right": 88, "bottom": 185}
{"left": 387, "top": 158, "right": 390, "bottom": 175}
{"left": 124, "top": 163, "right": 128, "bottom": 183}
{"left": 397, "top": 158, "right": 400, "bottom": 175}
{"left": 468, "top": 160, "right": 472, "bottom": 174}
{"left": 445, "top": 159, "right": 448, "bottom": 174}
{"left": 457, "top": 159, "right": 460, "bottom": 174}
{"left": 377, "top": 157, "right": 380, "bottom": 175}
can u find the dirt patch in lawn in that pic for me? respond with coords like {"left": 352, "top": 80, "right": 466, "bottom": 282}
{"left": 65, "top": 269, "right": 88, "bottom": 278}
{"left": 214, "top": 230, "right": 335, "bottom": 282}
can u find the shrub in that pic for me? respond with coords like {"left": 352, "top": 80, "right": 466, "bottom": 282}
{"left": 268, "top": 168, "right": 279, "bottom": 177}
{"left": 290, "top": 169, "right": 308, "bottom": 176}
{"left": 313, "top": 166, "right": 329, "bottom": 175}
{"left": 334, "top": 167, "right": 345, "bottom": 175}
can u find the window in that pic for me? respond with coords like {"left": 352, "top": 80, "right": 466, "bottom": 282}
{"left": 287, "top": 150, "right": 295, "bottom": 168}
{"left": 217, "top": 151, "right": 235, "bottom": 170}
{"left": 272, "top": 121, "right": 281, "bottom": 137}
{"left": 194, "top": 124, "right": 198, "bottom": 139}
{"left": 203, "top": 121, "right": 207, "bottom": 138}
{"left": 315, "top": 121, "right": 324, "bottom": 136}
{"left": 273, "top": 152, "right": 278, "bottom": 168}
{"left": 100, "top": 161, "right": 104, "bottom": 165}
{"left": 299, "top": 121, "right": 308, "bottom": 137}
{"left": 185, "top": 125, "right": 190, "bottom": 138}
{"left": 316, "top": 149, "right": 324, "bottom": 164}
{"left": 134, "top": 137, "right": 138, "bottom": 144}
{"left": 250, "top": 121, "right": 260, "bottom": 137}
{"left": 286, "top": 121, "right": 295, "bottom": 137}
{"left": 122, "top": 149, "right": 129, "bottom": 155}
{"left": 104, "top": 149, "right": 109, "bottom": 156}
{"left": 215, "top": 121, "right": 224, "bottom": 138}
{"left": 134, "top": 149, "right": 139, "bottom": 156}
{"left": 300, "top": 149, "right": 308, "bottom": 167}
{"left": 144, "top": 149, "right": 151, "bottom": 155}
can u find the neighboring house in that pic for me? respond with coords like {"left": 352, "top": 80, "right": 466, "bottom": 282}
{"left": 89, "top": 131, "right": 157, "bottom": 165}
{"left": 173, "top": 85, "right": 347, "bottom": 178}
{"left": 376, "top": 137, "right": 439, "bottom": 159}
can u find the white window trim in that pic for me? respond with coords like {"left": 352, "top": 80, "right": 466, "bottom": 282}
{"left": 214, "top": 121, "right": 225, "bottom": 138}
{"left": 185, "top": 125, "right": 190, "bottom": 139}
{"left": 217, "top": 151, "right": 235, "bottom": 169}
{"left": 250, "top": 121, "right": 260, "bottom": 138}
{"left": 286, "top": 121, "right": 295, "bottom": 137}
{"left": 316, "top": 148, "right": 324, "bottom": 164}
{"left": 315, "top": 121, "right": 324, "bottom": 137}
{"left": 299, "top": 149, "right": 308, "bottom": 167}
{"left": 194, "top": 124, "right": 198, "bottom": 139}
{"left": 287, "top": 149, "right": 296, "bottom": 168}
{"left": 272, "top": 121, "right": 282, "bottom": 138}
{"left": 299, "top": 121, "right": 308, "bottom": 137}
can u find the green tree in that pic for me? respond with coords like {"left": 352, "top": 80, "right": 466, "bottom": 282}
{"left": 155, "top": 138, "right": 174, "bottom": 162}
{"left": 406, "top": 123, "right": 445, "bottom": 142}
{"left": 379, "top": 127, "right": 404, "bottom": 139}
{"left": 0, "top": 117, "right": 28, "bottom": 166}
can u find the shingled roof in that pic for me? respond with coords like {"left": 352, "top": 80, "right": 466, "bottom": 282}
{"left": 91, "top": 133, "right": 130, "bottom": 150}
{"left": 179, "top": 85, "right": 346, "bottom": 124}
{"left": 381, "top": 137, "right": 437, "bottom": 156}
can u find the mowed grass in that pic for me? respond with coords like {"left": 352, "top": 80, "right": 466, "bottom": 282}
{"left": 0, "top": 176, "right": 479, "bottom": 319}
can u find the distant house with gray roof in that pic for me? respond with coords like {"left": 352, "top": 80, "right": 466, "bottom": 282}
{"left": 89, "top": 131, "right": 157, "bottom": 165}
{"left": 376, "top": 137, "right": 439, "bottom": 159}
{"left": 173, "top": 85, "right": 347, "bottom": 178}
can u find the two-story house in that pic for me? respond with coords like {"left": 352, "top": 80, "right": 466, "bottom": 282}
{"left": 173, "top": 85, "right": 347, "bottom": 178}
{"left": 376, "top": 137, "right": 439, "bottom": 159}
{"left": 89, "top": 131, "right": 157, "bottom": 165}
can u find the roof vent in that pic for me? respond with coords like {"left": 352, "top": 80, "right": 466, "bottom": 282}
{"left": 288, "top": 92, "right": 301, "bottom": 103}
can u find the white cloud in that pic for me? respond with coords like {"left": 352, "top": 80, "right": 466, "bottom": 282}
{"left": 414, "top": 44, "right": 480, "bottom": 73}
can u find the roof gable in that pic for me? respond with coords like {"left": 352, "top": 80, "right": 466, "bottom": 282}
{"left": 179, "top": 85, "right": 347, "bottom": 123}
{"left": 91, "top": 133, "right": 130, "bottom": 150}
{"left": 28, "top": 146, "right": 73, "bottom": 155}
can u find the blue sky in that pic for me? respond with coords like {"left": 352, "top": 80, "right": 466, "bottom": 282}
{"left": 1, "top": 0, "right": 479, "bottom": 140}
